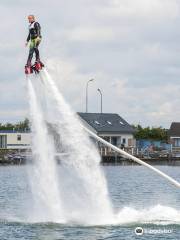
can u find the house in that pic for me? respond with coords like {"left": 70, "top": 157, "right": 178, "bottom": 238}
{"left": 0, "top": 113, "right": 136, "bottom": 155}
{"left": 77, "top": 112, "right": 136, "bottom": 155}
{"left": 168, "top": 122, "right": 180, "bottom": 153}
{"left": 0, "top": 130, "right": 30, "bottom": 150}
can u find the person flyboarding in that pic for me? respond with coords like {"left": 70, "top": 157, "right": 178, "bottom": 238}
{"left": 25, "top": 15, "right": 44, "bottom": 74}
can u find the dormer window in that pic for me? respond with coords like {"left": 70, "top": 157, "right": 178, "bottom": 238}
{"left": 94, "top": 121, "right": 100, "bottom": 125}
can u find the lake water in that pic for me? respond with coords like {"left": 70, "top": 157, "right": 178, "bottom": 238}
{"left": 0, "top": 165, "right": 179, "bottom": 239}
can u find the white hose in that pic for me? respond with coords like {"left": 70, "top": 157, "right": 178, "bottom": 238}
{"left": 84, "top": 127, "right": 180, "bottom": 188}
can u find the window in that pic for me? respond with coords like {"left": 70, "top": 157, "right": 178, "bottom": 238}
{"left": 17, "top": 135, "right": 21, "bottom": 141}
{"left": 174, "top": 138, "right": 180, "bottom": 147}
{"left": 103, "top": 136, "right": 110, "bottom": 142}
{"left": 94, "top": 121, "right": 100, "bottom": 125}
{"left": 122, "top": 138, "right": 126, "bottom": 144}
{"left": 107, "top": 121, "right": 112, "bottom": 125}
{"left": 111, "top": 137, "right": 117, "bottom": 146}
{"left": 0, "top": 135, "right": 7, "bottom": 149}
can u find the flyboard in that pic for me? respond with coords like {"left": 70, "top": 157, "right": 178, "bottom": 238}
{"left": 25, "top": 61, "right": 44, "bottom": 75}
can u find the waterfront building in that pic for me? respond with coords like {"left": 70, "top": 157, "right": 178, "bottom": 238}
{"left": 0, "top": 113, "right": 136, "bottom": 156}
{"left": 77, "top": 112, "right": 136, "bottom": 156}
{"left": 169, "top": 122, "right": 180, "bottom": 154}
{"left": 0, "top": 130, "right": 30, "bottom": 150}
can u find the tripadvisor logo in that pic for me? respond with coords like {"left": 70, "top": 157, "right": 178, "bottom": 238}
{"left": 135, "top": 227, "right": 144, "bottom": 236}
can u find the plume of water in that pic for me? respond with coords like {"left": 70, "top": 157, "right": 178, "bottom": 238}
{"left": 40, "top": 69, "right": 114, "bottom": 225}
{"left": 27, "top": 78, "right": 64, "bottom": 223}
{"left": 116, "top": 204, "right": 180, "bottom": 225}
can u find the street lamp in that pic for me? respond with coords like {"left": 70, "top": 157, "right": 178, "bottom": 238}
{"left": 97, "top": 88, "right": 102, "bottom": 113}
{"left": 86, "top": 79, "right": 94, "bottom": 113}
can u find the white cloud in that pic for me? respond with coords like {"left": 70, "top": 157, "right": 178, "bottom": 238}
{"left": 0, "top": 110, "right": 28, "bottom": 123}
{"left": 101, "top": 0, "right": 179, "bottom": 21}
{"left": 0, "top": 0, "right": 180, "bottom": 128}
{"left": 110, "top": 80, "right": 180, "bottom": 126}
{"left": 65, "top": 27, "right": 115, "bottom": 42}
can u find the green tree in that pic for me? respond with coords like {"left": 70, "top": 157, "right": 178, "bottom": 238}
{"left": 0, "top": 118, "right": 30, "bottom": 131}
{"left": 133, "top": 125, "right": 168, "bottom": 141}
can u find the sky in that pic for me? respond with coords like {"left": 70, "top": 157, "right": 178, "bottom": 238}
{"left": 0, "top": 0, "right": 180, "bottom": 127}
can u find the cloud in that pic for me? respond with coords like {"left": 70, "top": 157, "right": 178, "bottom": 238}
{"left": 45, "top": 57, "right": 180, "bottom": 127}
{"left": 0, "top": 0, "right": 180, "bottom": 128}
{"left": 100, "top": 0, "right": 179, "bottom": 21}
{"left": 65, "top": 27, "right": 115, "bottom": 42}
{"left": 111, "top": 80, "right": 180, "bottom": 126}
{"left": 0, "top": 110, "right": 27, "bottom": 123}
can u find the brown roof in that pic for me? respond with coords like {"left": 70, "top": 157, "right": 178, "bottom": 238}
{"left": 169, "top": 122, "right": 180, "bottom": 137}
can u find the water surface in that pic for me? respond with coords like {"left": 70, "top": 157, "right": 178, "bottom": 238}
{"left": 0, "top": 165, "right": 179, "bottom": 239}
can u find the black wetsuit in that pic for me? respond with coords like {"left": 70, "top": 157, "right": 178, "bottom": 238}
{"left": 26, "top": 21, "right": 42, "bottom": 66}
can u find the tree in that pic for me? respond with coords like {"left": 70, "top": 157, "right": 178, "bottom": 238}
{"left": 0, "top": 118, "right": 30, "bottom": 131}
{"left": 15, "top": 118, "right": 30, "bottom": 131}
{"left": 133, "top": 124, "right": 168, "bottom": 141}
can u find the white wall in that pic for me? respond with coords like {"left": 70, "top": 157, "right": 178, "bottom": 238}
{"left": 99, "top": 133, "right": 135, "bottom": 147}
{"left": 6, "top": 133, "right": 31, "bottom": 149}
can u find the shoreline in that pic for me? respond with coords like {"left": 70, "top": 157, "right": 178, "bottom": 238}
{"left": 1, "top": 150, "right": 180, "bottom": 166}
{"left": 0, "top": 158, "right": 180, "bottom": 166}
{"left": 102, "top": 156, "right": 180, "bottom": 166}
